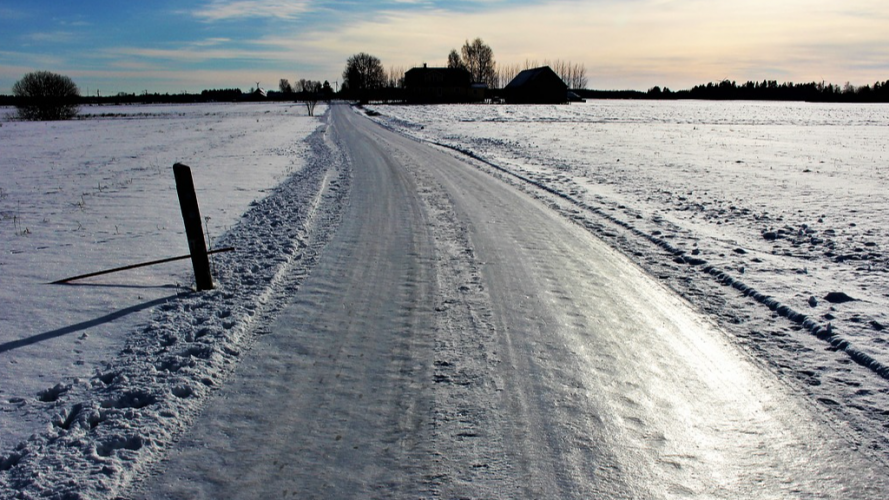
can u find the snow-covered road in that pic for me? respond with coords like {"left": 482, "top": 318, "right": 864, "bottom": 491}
{"left": 132, "top": 105, "right": 889, "bottom": 499}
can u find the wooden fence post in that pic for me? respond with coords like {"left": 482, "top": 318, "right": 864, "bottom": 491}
{"left": 173, "top": 163, "right": 214, "bottom": 291}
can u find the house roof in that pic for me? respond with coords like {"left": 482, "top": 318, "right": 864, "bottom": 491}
{"left": 404, "top": 66, "right": 471, "bottom": 87}
{"left": 505, "top": 66, "right": 566, "bottom": 89}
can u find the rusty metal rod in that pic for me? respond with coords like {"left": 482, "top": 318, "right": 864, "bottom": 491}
{"left": 49, "top": 247, "right": 235, "bottom": 284}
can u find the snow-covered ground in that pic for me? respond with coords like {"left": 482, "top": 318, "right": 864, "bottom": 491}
{"left": 2, "top": 99, "right": 889, "bottom": 497}
{"left": 364, "top": 100, "right": 889, "bottom": 456}
{"left": 1, "top": 102, "right": 350, "bottom": 497}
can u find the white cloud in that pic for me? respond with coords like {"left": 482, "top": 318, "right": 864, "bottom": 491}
{"left": 58, "top": 19, "right": 92, "bottom": 27}
{"left": 104, "top": 46, "right": 277, "bottom": 63}
{"left": 191, "top": 38, "right": 234, "bottom": 47}
{"left": 23, "top": 31, "right": 78, "bottom": 44}
{"left": 192, "top": 0, "right": 313, "bottom": 21}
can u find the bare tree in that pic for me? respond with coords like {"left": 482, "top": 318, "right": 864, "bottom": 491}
{"left": 545, "top": 60, "right": 588, "bottom": 89}
{"left": 498, "top": 63, "right": 522, "bottom": 88}
{"left": 293, "top": 79, "right": 321, "bottom": 93}
{"left": 343, "top": 52, "right": 386, "bottom": 100}
{"left": 300, "top": 80, "right": 321, "bottom": 116}
{"left": 461, "top": 38, "right": 497, "bottom": 88}
{"left": 447, "top": 49, "right": 465, "bottom": 70}
{"left": 305, "top": 96, "right": 318, "bottom": 116}
{"left": 12, "top": 71, "right": 80, "bottom": 121}
{"left": 279, "top": 78, "right": 293, "bottom": 94}
{"left": 523, "top": 59, "right": 539, "bottom": 70}
{"left": 386, "top": 65, "right": 407, "bottom": 88}
{"left": 571, "top": 63, "right": 588, "bottom": 89}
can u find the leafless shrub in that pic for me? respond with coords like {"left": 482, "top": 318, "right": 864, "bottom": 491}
{"left": 12, "top": 71, "right": 80, "bottom": 121}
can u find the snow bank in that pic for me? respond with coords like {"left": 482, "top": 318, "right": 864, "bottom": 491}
{"left": 1, "top": 103, "right": 321, "bottom": 444}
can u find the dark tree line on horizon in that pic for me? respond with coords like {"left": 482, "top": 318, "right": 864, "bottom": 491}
{"left": 5, "top": 72, "right": 889, "bottom": 111}
{"left": 581, "top": 79, "right": 889, "bottom": 103}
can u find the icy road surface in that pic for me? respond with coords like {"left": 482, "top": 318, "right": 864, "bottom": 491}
{"left": 132, "top": 105, "right": 889, "bottom": 499}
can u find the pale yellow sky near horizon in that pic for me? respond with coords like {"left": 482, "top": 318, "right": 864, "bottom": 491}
{"left": 1, "top": 0, "right": 887, "bottom": 92}
{"left": 309, "top": 0, "right": 888, "bottom": 89}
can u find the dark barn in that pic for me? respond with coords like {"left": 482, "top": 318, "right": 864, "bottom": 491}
{"left": 504, "top": 66, "right": 569, "bottom": 104}
{"left": 403, "top": 65, "right": 485, "bottom": 104}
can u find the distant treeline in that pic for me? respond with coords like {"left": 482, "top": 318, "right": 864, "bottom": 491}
{"left": 87, "top": 88, "right": 330, "bottom": 104}
{"left": 3, "top": 79, "right": 889, "bottom": 105}
{"left": 577, "top": 79, "right": 889, "bottom": 103}
{"left": 0, "top": 88, "right": 330, "bottom": 107}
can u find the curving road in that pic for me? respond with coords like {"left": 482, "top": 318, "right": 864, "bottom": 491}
{"left": 133, "top": 104, "right": 889, "bottom": 499}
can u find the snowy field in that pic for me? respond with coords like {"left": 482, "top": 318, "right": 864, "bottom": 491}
{"left": 1, "top": 102, "right": 348, "bottom": 496}
{"left": 365, "top": 100, "right": 889, "bottom": 456}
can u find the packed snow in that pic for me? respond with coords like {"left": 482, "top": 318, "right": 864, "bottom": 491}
{"left": 2, "top": 99, "right": 888, "bottom": 497}
{"left": 363, "top": 99, "right": 889, "bottom": 457}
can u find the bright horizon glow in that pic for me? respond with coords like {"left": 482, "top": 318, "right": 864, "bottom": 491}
{"left": 1, "top": 0, "right": 887, "bottom": 94}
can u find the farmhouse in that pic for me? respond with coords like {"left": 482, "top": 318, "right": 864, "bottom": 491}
{"left": 403, "top": 65, "right": 485, "bottom": 104}
{"left": 504, "top": 66, "right": 569, "bottom": 104}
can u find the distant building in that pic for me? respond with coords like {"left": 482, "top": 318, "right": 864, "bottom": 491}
{"left": 404, "top": 65, "right": 485, "bottom": 104}
{"left": 504, "top": 66, "right": 569, "bottom": 104}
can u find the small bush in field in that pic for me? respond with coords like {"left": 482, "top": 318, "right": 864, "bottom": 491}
{"left": 12, "top": 71, "right": 81, "bottom": 121}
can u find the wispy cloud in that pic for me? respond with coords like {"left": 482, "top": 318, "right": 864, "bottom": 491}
{"left": 107, "top": 60, "right": 166, "bottom": 71}
{"left": 0, "top": 6, "right": 28, "bottom": 20}
{"left": 23, "top": 31, "right": 78, "bottom": 44}
{"left": 58, "top": 20, "right": 92, "bottom": 27}
{"left": 191, "top": 37, "right": 234, "bottom": 47}
{"left": 192, "top": 0, "right": 313, "bottom": 21}
{"left": 102, "top": 42, "right": 310, "bottom": 66}
{"left": 0, "top": 49, "right": 67, "bottom": 72}
{"left": 105, "top": 47, "right": 254, "bottom": 63}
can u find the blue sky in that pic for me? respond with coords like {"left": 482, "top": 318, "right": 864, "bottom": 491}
{"left": 2, "top": 0, "right": 888, "bottom": 94}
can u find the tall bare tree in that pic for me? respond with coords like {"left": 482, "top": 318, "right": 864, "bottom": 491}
{"left": 572, "top": 63, "right": 588, "bottom": 89}
{"left": 294, "top": 79, "right": 321, "bottom": 93}
{"left": 523, "top": 59, "right": 539, "bottom": 70}
{"left": 343, "top": 53, "right": 385, "bottom": 93}
{"left": 498, "top": 63, "right": 522, "bottom": 88}
{"left": 461, "top": 38, "right": 497, "bottom": 88}
{"left": 545, "top": 60, "right": 588, "bottom": 89}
